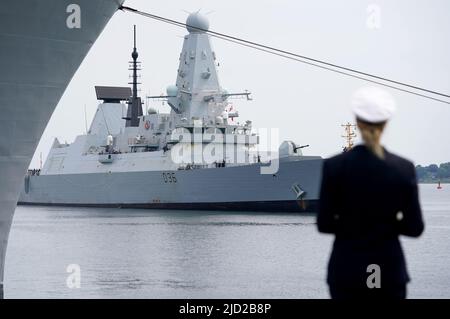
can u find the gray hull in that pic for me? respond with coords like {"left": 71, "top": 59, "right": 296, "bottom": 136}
{"left": 0, "top": 0, "right": 123, "bottom": 297}
{"left": 19, "top": 158, "right": 323, "bottom": 212}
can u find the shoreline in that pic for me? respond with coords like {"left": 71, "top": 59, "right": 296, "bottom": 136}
{"left": 419, "top": 181, "right": 449, "bottom": 184}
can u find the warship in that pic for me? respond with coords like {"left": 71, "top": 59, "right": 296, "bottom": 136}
{"left": 18, "top": 12, "right": 323, "bottom": 212}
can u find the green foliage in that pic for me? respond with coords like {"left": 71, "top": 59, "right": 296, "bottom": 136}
{"left": 416, "top": 162, "right": 450, "bottom": 183}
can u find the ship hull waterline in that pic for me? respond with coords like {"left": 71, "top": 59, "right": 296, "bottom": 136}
{"left": 18, "top": 200, "right": 318, "bottom": 213}
{"left": 18, "top": 159, "right": 323, "bottom": 213}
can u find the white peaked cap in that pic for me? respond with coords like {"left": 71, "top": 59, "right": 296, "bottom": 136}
{"left": 351, "top": 86, "right": 396, "bottom": 123}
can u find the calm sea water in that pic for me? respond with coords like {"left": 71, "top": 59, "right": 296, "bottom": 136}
{"left": 4, "top": 184, "right": 450, "bottom": 298}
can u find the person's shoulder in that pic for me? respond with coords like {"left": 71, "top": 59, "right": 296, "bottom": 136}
{"left": 385, "top": 149, "right": 415, "bottom": 174}
{"left": 322, "top": 148, "right": 356, "bottom": 174}
{"left": 323, "top": 151, "right": 345, "bottom": 168}
{"left": 325, "top": 145, "right": 363, "bottom": 166}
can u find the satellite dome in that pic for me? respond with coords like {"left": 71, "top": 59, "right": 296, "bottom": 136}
{"left": 166, "top": 85, "right": 178, "bottom": 97}
{"left": 222, "top": 89, "right": 229, "bottom": 100}
{"left": 186, "top": 12, "right": 209, "bottom": 33}
{"left": 215, "top": 116, "right": 224, "bottom": 125}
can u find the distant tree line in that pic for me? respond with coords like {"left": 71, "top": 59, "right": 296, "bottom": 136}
{"left": 416, "top": 162, "right": 450, "bottom": 183}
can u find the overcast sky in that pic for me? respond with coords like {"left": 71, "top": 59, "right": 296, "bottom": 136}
{"left": 30, "top": 0, "right": 450, "bottom": 167}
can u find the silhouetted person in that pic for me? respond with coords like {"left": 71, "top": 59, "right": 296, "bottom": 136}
{"left": 317, "top": 87, "right": 424, "bottom": 299}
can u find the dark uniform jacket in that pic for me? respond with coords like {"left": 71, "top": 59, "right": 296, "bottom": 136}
{"left": 317, "top": 144, "right": 424, "bottom": 288}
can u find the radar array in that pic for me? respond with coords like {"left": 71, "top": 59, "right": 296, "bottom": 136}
{"left": 119, "top": 5, "right": 450, "bottom": 105}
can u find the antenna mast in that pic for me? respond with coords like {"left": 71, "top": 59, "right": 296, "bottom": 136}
{"left": 341, "top": 122, "right": 357, "bottom": 152}
{"left": 132, "top": 25, "right": 138, "bottom": 100}
{"left": 125, "top": 25, "right": 143, "bottom": 127}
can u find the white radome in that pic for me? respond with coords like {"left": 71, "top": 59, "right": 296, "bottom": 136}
{"left": 352, "top": 86, "right": 396, "bottom": 123}
{"left": 166, "top": 85, "right": 178, "bottom": 97}
{"left": 186, "top": 11, "right": 209, "bottom": 33}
